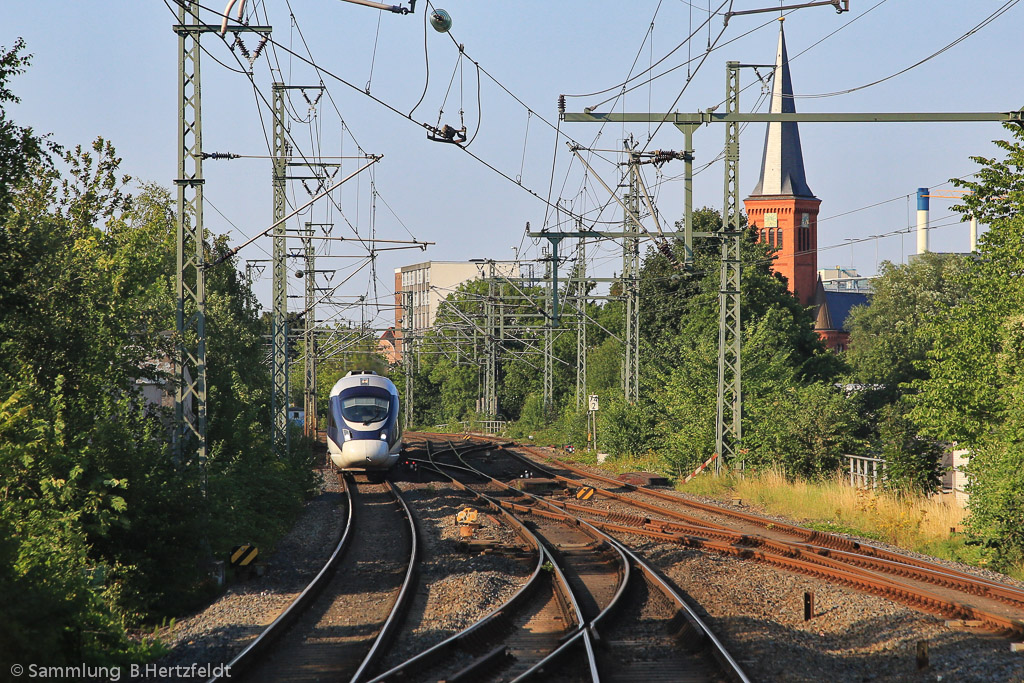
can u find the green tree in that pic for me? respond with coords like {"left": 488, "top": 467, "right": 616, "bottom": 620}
{"left": 639, "top": 208, "right": 844, "bottom": 473}
{"left": 958, "top": 314, "right": 1024, "bottom": 568}
{"left": 846, "top": 252, "right": 971, "bottom": 404}
{"left": 0, "top": 39, "right": 49, "bottom": 218}
{"left": 910, "top": 223, "right": 1024, "bottom": 442}
{"left": 908, "top": 125, "right": 1024, "bottom": 567}
{"left": 0, "top": 46, "right": 319, "bottom": 662}
{"left": 874, "top": 403, "right": 942, "bottom": 492}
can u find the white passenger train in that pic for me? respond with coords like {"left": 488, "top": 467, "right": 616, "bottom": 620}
{"left": 326, "top": 371, "right": 402, "bottom": 470}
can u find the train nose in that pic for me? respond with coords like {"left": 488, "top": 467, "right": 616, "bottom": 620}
{"left": 345, "top": 438, "right": 391, "bottom": 465}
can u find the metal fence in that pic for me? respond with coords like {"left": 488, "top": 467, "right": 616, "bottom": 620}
{"left": 433, "top": 420, "right": 508, "bottom": 435}
{"left": 844, "top": 454, "right": 886, "bottom": 489}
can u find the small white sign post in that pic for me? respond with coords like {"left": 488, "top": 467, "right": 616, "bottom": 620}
{"left": 588, "top": 395, "right": 599, "bottom": 454}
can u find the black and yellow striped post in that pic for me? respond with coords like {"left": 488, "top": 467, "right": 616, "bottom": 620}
{"left": 575, "top": 486, "right": 595, "bottom": 501}
{"left": 230, "top": 545, "right": 259, "bottom": 568}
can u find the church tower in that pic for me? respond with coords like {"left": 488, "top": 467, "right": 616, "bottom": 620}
{"left": 744, "top": 19, "right": 820, "bottom": 307}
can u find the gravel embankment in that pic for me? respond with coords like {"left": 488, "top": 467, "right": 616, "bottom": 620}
{"left": 644, "top": 541, "right": 1024, "bottom": 682}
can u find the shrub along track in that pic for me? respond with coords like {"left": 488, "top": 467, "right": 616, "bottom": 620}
{"left": 211, "top": 474, "right": 418, "bottom": 683}
{"left": 408, "top": 437, "right": 750, "bottom": 682}
{"left": 463, "top": 438, "right": 1024, "bottom": 640}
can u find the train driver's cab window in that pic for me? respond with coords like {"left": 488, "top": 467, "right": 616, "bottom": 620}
{"left": 342, "top": 396, "right": 390, "bottom": 424}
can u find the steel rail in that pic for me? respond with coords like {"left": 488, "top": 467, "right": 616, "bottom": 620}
{"left": 571, "top": 512, "right": 1024, "bottom": 634}
{"left": 367, "top": 440, "right": 567, "bottom": 683}
{"left": 548, "top": 482, "right": 1024, "bottom": 611}
{"left": 350, "top": 479, "right": 420, "bottom": 683}
{"left": 513, "top": 444, "right": 1024, "bottom": 605}
{"left": 510, "top": 628, "right": 599, "bottom": 683}
{"left": 606, "top": 537, "right": 751, "bottom": 683}
{"left": 503, "top": 444, "right": 1024, "bottom": 636}
{"left": 207, "top": 475, "right": 355, "bottom": 683}
{"left": 443, "top": 440, "right": 749, "bottom": 683}
{"left": 432, "top": 442, "right": 601, "bottom": 683}
{"left": 437, "top": 441, "right": 589, "bottom": 635}
{"left": 548, "top": 450, "right": 1019, "bottom": 606}
{"left": 427, "top": 439, "right": 588, "bottom": 680}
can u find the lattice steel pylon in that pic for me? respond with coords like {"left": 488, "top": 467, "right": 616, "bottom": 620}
{"left": 716, "top": 62, "right": 743, "bottom": 472}
{"left": 483, "top": 263, "right": 499, "bottom": 417}
{"left": 302, "top": 224, "right": 317, "bottom": 438}
{"left": 174, "top": 1, "right": 207, "bottom": 482}
{"left": 575, "top": 240, "right": 587, "bottom": 410}
{"left": 271, "top": 82, "right": 289, "bottom": 457}
{"left": 622, "top": 148, "right": 641, "bottom": 404}
{"left": 543, "top": 258, "right": 554, "bottom": 410}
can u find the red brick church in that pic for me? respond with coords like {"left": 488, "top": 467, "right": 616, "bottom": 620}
{"left": 744, "top": 20, "right": 866, "bottom": 351}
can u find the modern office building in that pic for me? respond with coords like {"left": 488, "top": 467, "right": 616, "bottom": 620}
{"left": 390, "top": 260, "right": 519, "bottom": 360}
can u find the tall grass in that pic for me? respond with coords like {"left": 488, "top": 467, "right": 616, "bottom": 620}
{"left": 544, "top": 440, "right": 1023, "bottom": 581}
{"left": 681, "top": 467, "right": 1024, "bottom": 581}
{"left": 564, "top": 449, "right": 665, "bottom": 475}
{"left": 685, "top": 468, "right": 959, "bottom": 542}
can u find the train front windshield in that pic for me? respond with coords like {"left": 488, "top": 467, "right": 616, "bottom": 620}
{"left": 341, "top": 396, "right": 390, "bottom": 424}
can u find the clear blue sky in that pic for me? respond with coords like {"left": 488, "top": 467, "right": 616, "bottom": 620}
{"left": 6, "top": 1, "right": 1022, "bottom": 329}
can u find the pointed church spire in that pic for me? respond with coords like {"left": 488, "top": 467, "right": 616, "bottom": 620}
{"left": 749, "top": 20, "right": 815, "bottom": 199}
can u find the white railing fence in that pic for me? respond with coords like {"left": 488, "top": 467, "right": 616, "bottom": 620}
{"left": 844, "top": 454, "right": 886, "bottom": 489}
{"left": 433, "top": 420, "right": 508, "bottom": 435}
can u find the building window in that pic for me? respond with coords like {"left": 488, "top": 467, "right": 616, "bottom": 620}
{"left": 777, "top": 229, "right": 783, "bottom": 249}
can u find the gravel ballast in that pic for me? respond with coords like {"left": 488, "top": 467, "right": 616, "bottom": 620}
{"left": 139, "top": 447, "right": 1024, "bottom": 683}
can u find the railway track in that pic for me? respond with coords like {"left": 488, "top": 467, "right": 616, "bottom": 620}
{"left": 409, "top": 438, "right": 750, "bottom": 682}
{"left": 212, "top": 475, "right": 418, "bottom": 683}
{"left": 369, "top": 440, "right": 578, "bottom": 682}
{"left": 201, "top": 432, "right": 1021, "bottom": 681}
{"left": 463, "top": 439, "right": 1024, "bottom": 639}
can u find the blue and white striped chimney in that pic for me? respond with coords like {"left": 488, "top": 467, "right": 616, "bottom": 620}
{"left": 916, "top": 187, "right": 929, "bottom": 255}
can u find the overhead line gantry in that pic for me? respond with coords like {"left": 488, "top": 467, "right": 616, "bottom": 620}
{"left": 562, "top": 68, "right": 1024, "bottom": 472}
{"left": 173, "top": 2, "right": 271, "bottom": 479}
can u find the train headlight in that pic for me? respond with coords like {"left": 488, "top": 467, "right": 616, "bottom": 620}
{"left": 342, "top": 429, "right": 352, "bottom": 441}
{"left": 380, "top": 431, "right": 388, "bottom": 440}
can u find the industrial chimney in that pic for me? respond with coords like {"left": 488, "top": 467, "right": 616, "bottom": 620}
{"left": 916, "top": 187, "right": 929, "bottom": 255}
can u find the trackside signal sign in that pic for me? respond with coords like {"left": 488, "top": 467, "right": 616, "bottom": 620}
{"left": 230, "top": 545, "right": 259, "bottom": 567}
{"left": 576, "top": 486, "right": 595, "bottom": 500}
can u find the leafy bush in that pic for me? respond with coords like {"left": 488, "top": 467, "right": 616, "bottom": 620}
{"left": 744, "top": 382, "right": 864, "bottom": 478}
